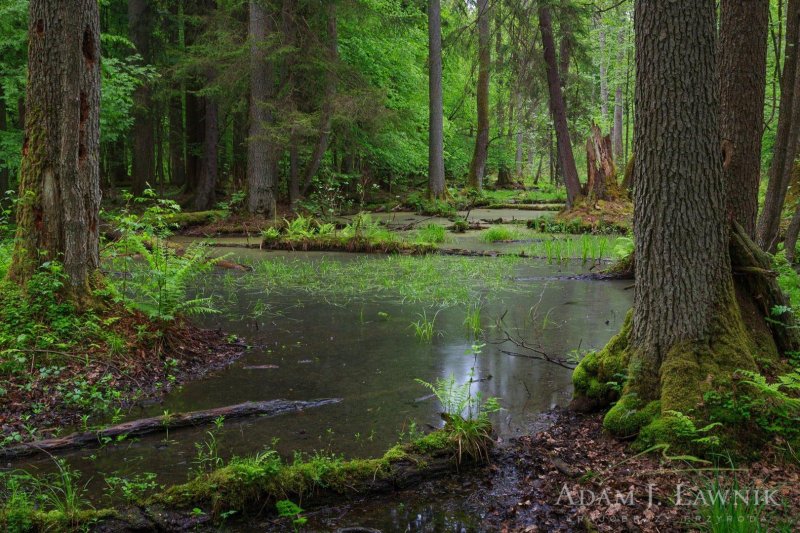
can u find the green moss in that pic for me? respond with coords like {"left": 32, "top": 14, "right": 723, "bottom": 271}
{"left": 152, "top": 427, "right": 465, "bottom": 516}
{"left": 603, "top": 396, "right": 660, "bottom": 438}
{"left": 166, "top": 210, "right": 227, "bottom": 228}
{"left": 572, "top": 310, "right": 633, "bottom": 407}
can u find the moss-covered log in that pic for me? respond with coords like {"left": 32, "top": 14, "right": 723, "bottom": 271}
{"left": 2, "top": 428, "right": 492, "bottom": 532}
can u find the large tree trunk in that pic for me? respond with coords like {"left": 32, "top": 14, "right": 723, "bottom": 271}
{"left": 427, "top": 0, "right": 446, "bottom": 199}
{"left": 301, "top": 2, "right": 338, "bottom": 196}
{"left": 168, "top": 91, "right": 186, "bottom": 188}
{"left": 719, "top": 0, "right": 769, "bottom": 238}
{"left": 572, "top": 0, "right": 797, "bottom": 441}
{"left": 128, "top": 0, "right": 154, "bottom": 197}
{"left": 757, "top": 0, "right": 800, "bottom": 251}
{"left": 246, "top": 0, "right": 277, "bottom": 217}
{"left": 611, "top": 26, "right": 625, "bottom": 164}
{"left": 193, "top": 82, "right": 219, "bottom": 211}
{"left": 467, "top": 0, "right": 490, "bottom": 190}
{"left": 9, "top": 0, "right": 101, "bottom": 307}
{"left": 539, "top": 6, "right": 581, "bottom": 207}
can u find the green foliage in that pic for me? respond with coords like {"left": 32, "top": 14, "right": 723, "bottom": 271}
{"left": 103, "top": 191, "right": 220, "bottom": 322}
{"left": 275, "top": 499, "right": 307, "bottom": 532}
{"left": 103, "top": 473, "right": 160, "bottom": 504}
{"left": 410, "top": 309, "right": 439, "bottom": 342}
{"left": 413, "top": 223, "right": 447, "bottom": 244}
{"left": 481, "top": 226, "right": 522, "bottom": 242}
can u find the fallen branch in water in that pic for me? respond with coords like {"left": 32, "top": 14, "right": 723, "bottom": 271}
{"left": 0, "top": 398, "right": 342, "bottom": 459}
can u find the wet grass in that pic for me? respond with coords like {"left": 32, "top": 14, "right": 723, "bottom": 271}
{"left": 525, "top": 235, "right": 620, "bottom": 263}
{"left": 221, "top": 255, "right": 522, "bottom": 307}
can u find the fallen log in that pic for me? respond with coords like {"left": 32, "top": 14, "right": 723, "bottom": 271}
{"left": 0, "top": 398, "right": 342, "bottom": 459}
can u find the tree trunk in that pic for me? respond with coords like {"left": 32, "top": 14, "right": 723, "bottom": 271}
{"left": 193, "top": 84, "right": 219, "bottom": 211}
{"left": 0, "top": 85, "right": 9, "bottom": 199}
{"left": 168, "top": 91, "right": 186, "bottom": 188}
{"left": 9, "top": 0, "right": 101, "bottom": 307}
{"left": 128, "top": 0, "right": 154, "bottom": 197}
{"left": 599, "top": 25, "right": 609, "bottom": 124}
{"left": 757, "top": 0, "right": 800, "bottom": 251}
{"left": 467, "top": 0, "right": 490, "bottom": 190}
{"left": 301, "top": 2, "right": 338, "bottom": 196}
{"left": 785, "top": 203, "right": 800, "bottom": 262}
{"left": 539, "top": 6, "right": 581, "bottom": 207}
{"left": 611, "top": 27, "right": 625, "bottom": 164}
{"left": 584, "top": 123, "right": 617, "bottom": 201}
{"left": 427, "top": 0, "right": 446, "bottom": 199}
{"left": 573, "top": 1, "right": 796, "bottom": 436}
{"left": 719, "top": 0, "right": 769, "bottom": 238}
{"left": 247, "top": 0, "right": 277, "bottom": 217}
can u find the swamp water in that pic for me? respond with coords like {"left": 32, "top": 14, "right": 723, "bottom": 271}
{"left": 10, "top": 250, "right": 631, "bottom": 529}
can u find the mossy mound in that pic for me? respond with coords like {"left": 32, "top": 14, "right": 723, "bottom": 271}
{"left": 571, "top": 310, "right": 633, "bottom": 411}
{"left": 555, "top": 198, "right": 632, "bottom": 234}
{"left": 603, "top": 395, "right": 661, "bottom": 439}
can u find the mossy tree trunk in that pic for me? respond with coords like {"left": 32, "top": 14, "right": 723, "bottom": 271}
{"left": 467, "top": 0, "right": 490, "bottom": 191}
{"left": 8, "top": 0, "right": 101, "bottom": 308}
{"left": 427, "top": 0, "right": 446, "bottom": 200}
{"left": 573, "top": 0, "right": 797, "bottom": 442}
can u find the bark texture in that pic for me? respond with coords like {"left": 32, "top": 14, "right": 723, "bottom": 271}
{"left": 630, "top": 0, "right": 734, "bottom": 400}
{"left": 757, "top": 0, "right": 800, "bottom": 250}
{"left": 9, "top": 0, "right": 101, "bottom": 305}
{"left": 467, "top": 0, "right": 490, "bottom": 190}
{"left": 193, "top": 81, "right": 219, "bottom": 211}
{"left": 427, "top": 0, "right": 446, "bottom": 199}
{"left": 539, "top": 5, "right": 581, "bottom": 207}
{"left": 584, "top": 123, "right": 617, "bottom": 200}
{"left": 719, "top": 0, "right": 769, "bottom": 238}
{"left": 246, "top": 0, "right": 277, "bottom": 217}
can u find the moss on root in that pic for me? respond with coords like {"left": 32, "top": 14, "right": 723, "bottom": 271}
{"left": 571, "top": 310, "right": 633, "bottom": 411}
{"left": 603, "top": 396, "right": 661, "bottom": 439}
{"left": 581, "top": 280, "right": 783, "bottom": 455}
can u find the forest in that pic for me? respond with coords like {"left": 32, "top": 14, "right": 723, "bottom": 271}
{"left": 1, "top": 0, "right": 800, "bottom": 531}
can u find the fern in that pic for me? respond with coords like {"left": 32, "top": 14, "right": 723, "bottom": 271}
{"left": 738, "top": 368, "right": 800, "bottom": 410}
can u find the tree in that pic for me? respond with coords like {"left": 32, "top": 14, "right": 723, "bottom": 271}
{"left": 9, "top": 0, "right": 101, "bottom": 307}
{"left": 193, "top": 68, "right": 219, "bottom": 211}
{"left": 427, "top": 0, "right": 446, "bottom": 199}
{"left": 572, "top": 0, "right": 796, "bottom": 443}
{"left": 128, "top": 0, "right": 155, "bottom": 197}
{"left": 538, "top": 4, "right": 581, "bottom": 207}
{"left": 246, "top": 0, "right": 277, "bottom": 217}
{"left": 467, "top": 0, "right": 490, "bottom": 190}
{"left": 718, "top": 0, "right": 769, "bottom": 238}
{"left": 611, "top": 25, "right": 624, "bottom": 164}
{"left": 757, "top": 0, "right": 800, "bottom": 251}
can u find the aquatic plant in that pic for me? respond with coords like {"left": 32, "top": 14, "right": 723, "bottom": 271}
{"left": 410, "top": 309, "right": 440, "bottom": 342}
{"left": 414, "top": 223, "right": 447, "bottom": 244}
{"left": 463, "top": 303, "right": 483, "bottom": 336}
{"left": 481, "top": 226, "right": 520, "bottom": 242}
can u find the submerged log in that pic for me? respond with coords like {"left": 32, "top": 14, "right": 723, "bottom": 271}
{"left": 0, "top": 399, "right": 342, "bottom": 459}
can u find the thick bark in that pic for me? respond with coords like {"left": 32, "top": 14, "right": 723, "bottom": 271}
{"left": 247, "top": 0, "right": 277, "bottom": 216}
{"left": 0, "top": 399, "right": 342, "bottom": 459}
{"left": 467, "top": 0, "right": 490, "bottom": 190}
{"left": 128, "top": 0, "right": 155, "bottom": 197}
{"left": 629, "top": 0, "right": 753, "bottom": 403}
{"left": 719, "top": 0, "right": 769, "bottom": 238}
{"left": 301, "top": 2, "right": 338, "bottom": 196}
{"left": 9, "top": 0, "right": 101, "bottom": 306}
{"left": 757, "top": 0, "right": 800, "bottom": 250}
{"left": 427, "top": 0, "right": 446, "bottom": 199}
{"left": 193, "top": 84, "right": 219, "bottom": 211}
{"left": 539, "top": 6, "right": 581, "bottom": 207}
{"left": 611, "top": 27, "right": 625, "bottom": 164}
